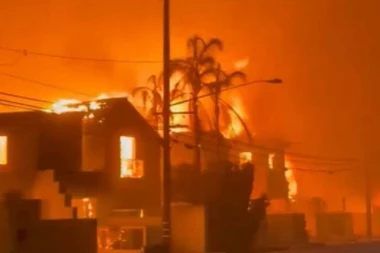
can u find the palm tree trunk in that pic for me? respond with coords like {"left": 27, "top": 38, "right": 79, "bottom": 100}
{"left": 193, "top": 98, "right": 201, "bottom": 174}
{"left": 215, "top": 92, "right": 220, "bottom": 162}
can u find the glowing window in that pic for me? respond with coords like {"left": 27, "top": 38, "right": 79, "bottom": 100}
{"left": 239, "top": 152, "right": 252, "bottom": 165}
{"left": 120, "top": 136, "right": 144, "bottom": 178}
{"left": 0, "top": 136, "right": 7, "bottom": 165}
{"left": 82, "top": 198, "right": 95, "bottom": 218}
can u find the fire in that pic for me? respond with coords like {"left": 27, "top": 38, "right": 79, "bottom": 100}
{"left": 268, "top": 153, "right": 275, "bottom": 169}
{"left": 267, "top": 153, "right": 298, "bottom": 201}
{"left": 82, "top": 198, "right": 94, "bottom": 218}
{"left": 222, "top": 96, "right": 247, "bottom": 138}
{"left": 239, "top": 152, "right": 252, "bottom": 165}
{"left": 47, "top": 92, "right": 130, "bottom": 114}
{"left": 168, "top": 72, "right": 191, "bottom": 133}
{"left": 285, "top": 157, "right": 297, "bottom": 202}
{"left": 234, "top": 58, "right": 250, "bottom": 70}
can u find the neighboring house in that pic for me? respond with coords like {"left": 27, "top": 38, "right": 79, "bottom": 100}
{"left": 0, "top": 97, "right": 162, "bottom": 251}
{"left": 227, "top": 137, "right": 290, "bottom": 201}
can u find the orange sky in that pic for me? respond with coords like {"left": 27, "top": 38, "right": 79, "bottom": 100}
{"left": 1, "top": 0, "right": 379, "bottom": 209}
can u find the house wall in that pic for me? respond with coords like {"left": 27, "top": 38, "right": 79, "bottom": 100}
{"left": 0, "top": 199, "right": 12, "bottom": 253}
{"left": 17, "top": 219, "right": 97, "bottom": 253}
{"left": 26, "top": 170, "right": 73, "bottom": 219}
{"left": 103, "top": 105, "right": 161, "bottom": 212}
{"left": 0, "top": 115, "right": 42, "bottom": 195}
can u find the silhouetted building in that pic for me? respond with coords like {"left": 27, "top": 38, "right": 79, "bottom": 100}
{"left": 0, "top": 98, "right": 162, "bottom": 250}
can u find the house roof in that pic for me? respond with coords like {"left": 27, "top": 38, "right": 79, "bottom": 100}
{"left": 0, "top": 97, "right": 161, "bottom": 140}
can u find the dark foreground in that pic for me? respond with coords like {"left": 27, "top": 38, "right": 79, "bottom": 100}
{"left": 276, "top": 241, "right": 380, "bottom": 253}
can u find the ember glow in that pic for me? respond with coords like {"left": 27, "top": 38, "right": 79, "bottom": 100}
{"left": 82, "top": 198, "right": 94, "bottom": 218}
{"left": 239, "top": 152, "right": 252, "bottom": 165}
{"left": 285, "top": 157, "right": 297, "bottom": 201}
{"left": 0, "top": 136, "right": 7, "bottom": 165}
{"left": 222, "top": 96, "right": 247, "bottom": 139}
{"left": 267, "top": 153, "right": 298, "bottom": 201}
{"left": 48, "top": 93, "right": 129, "bottom": 114}
{"left": 168, "top": 71, "right": 191, "bottom": 133}
{"left": 268, "top": 153, "right": 275, "bottom": 169}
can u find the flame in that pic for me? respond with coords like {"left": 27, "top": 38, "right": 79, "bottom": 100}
{"left": 267, "top": 153, "right": 297, "bottom": 201}
{"left": 48, "top": 92, "right": 130, "bottom": 114}
{"left": 222, "top": 96, "right": 247, "bottom": 138}
{"left": 284, "top": 157, "right": 297, "bottom": 201}
{"left": 82, "top": 198, "right": 94, "bottom": 218}
{"left": 120, "top": 136, "right": 136, "bottom": 178}
{"left": 239, "top": 152, "right": 252, "bottom": 165}
{"left": 169, "top": 72, "right": 191, "bottom": 133}
{"left": 234, "top": 58, "right": 250, "bottom": 70}
{"left": 268, "top": 153, "right": 275, "bottom": 169}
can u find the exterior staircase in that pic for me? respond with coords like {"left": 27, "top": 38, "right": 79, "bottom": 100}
{"left": 27, "top": 170, "right": 76, "bottom": 219}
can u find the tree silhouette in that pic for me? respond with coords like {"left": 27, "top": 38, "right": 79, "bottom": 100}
{"left": 132, "top": 75, "right": 163, "bottom": 126}
{"left": 169, "top": 35, "right": 224, "bottom": 171}
{"left": 203, "top": 64, "right": 248, "bottom": 158}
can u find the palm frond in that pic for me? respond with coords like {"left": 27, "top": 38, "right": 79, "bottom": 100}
{"left": 198, "top": 100, "right": 214, "bottom": 131}
{"left": 227, "top": 71, "right": 247, "bottom": 85}
{"left": 200, "top": 68, "right": 218, "bottom": 85}
{"left": 132, "top": 86, "right": 152, "bottom": 96}
{"left": 200, "top": 38, "right": 223, "bottom": 58}
{"left": 219, "top": 98, "right": 253, "bottom": 143}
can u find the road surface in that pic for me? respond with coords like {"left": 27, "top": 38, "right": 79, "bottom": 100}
{"left": 277, "top": 241, "right": 380, "bottom": 252}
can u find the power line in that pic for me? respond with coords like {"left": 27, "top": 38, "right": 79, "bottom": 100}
{"left": 0, "top": 98, "right": 45, "bottom": 110}
{"left": 175, "top": 133, "right": 356, "bottom": 163}
{"left": 171, "top": 138, "right": 354, "bottom": 173}
{"left": 0, "top": 54, "right": 22, "bottom": 67}
{"left": 0, "top": 46, "right": 161, "bottom": 64}
{"left": 170, "top": 79, "right": 282, "bottom": 107}
{"left": 0, "top": 91, "right": 51, "bottom": 104}
{"left": 0, "top": 72, "right": 90, "bottom": 97}
{"left": 0, "top": 90, "right": 356, "bottom": 164}
{"left": 0, "top": 101, "right": 37, "bottom": 111}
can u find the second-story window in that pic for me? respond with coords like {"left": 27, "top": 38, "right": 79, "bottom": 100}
{"left": 120, "top": 136, "right": 144, "bottom": 178}
{"left": 0, "top": 136, "right": 7, "bottom": 165}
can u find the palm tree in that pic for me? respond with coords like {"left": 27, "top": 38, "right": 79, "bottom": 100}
{"left": 203, "top": 64, "right": 248, "bottom": 159}
{"left": 132, "top": 75, "right": 163, "bottom": 127}
{"left": 170, "top": 35, "right": 223, "bottom": 172}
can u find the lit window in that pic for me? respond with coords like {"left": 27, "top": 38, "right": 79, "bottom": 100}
{"left": 239, "top": 152, "right": 252, "bottom": 165}
{"left": 0, "top": 136, "right": 7, "bottom": 165}
{"left": 120, "top": 136, "right": 144, "bottom": 178}
{"left": 82, "top": 198, "right": 95, "bottom": 218}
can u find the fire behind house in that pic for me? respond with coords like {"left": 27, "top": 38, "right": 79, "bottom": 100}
{"left": 0, "top": 93, "right": 296, "bottom": 250}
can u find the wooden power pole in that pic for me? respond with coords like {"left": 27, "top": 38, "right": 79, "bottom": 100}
{"left": 162, "top": 0, "right": 172, "bottom": 250}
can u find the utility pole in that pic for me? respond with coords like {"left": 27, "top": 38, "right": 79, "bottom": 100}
{"left": 162, "top": 0, "right": 172, "bottom": 250}
{"left": 365, "top": 164, "right": 372, "bottom": 239}
{"left": 214, "top": 64, "right": 221, "bottom": 163}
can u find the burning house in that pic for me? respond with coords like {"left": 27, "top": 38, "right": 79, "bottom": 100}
{"left": 0, "top": 97, "right": 162, "bottom": 251}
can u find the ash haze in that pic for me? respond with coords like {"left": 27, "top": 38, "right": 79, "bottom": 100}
{"left": 0, "top": 0, "right": 380, "bottom": 210}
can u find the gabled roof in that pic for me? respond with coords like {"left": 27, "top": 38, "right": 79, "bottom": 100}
{"left": 0, "top": 98, "right": 161, "bottom": 140}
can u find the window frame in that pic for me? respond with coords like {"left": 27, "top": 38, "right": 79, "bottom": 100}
{"left": 119, "top": 136, "right": 144, "bottom": 179}
{"left": 0, "top": 136, "right": 8, "bottom": 166}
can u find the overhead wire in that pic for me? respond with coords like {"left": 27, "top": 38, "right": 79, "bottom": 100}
{"left": 0, "top": 90, "right": 357, "bottom": 168}
{"left": 0, "top": 98, "right": 45, "bottom": 110}
{"left": 0, "top": 101, "right": 37, "bottom": 111}
{"left": 0, "top": 91, "right": 52, "bottom": 104}
{"left": 0, "top": 72, "right": 90, "bottom": 97}
{"left": 0, "top": 46, "right": 161, "bottom": 64}
{"left": 170, "top": 138, "right": 353, "bottom": 174}
{"left": 174, "top": 132, "right": 356, "bottom": 164}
